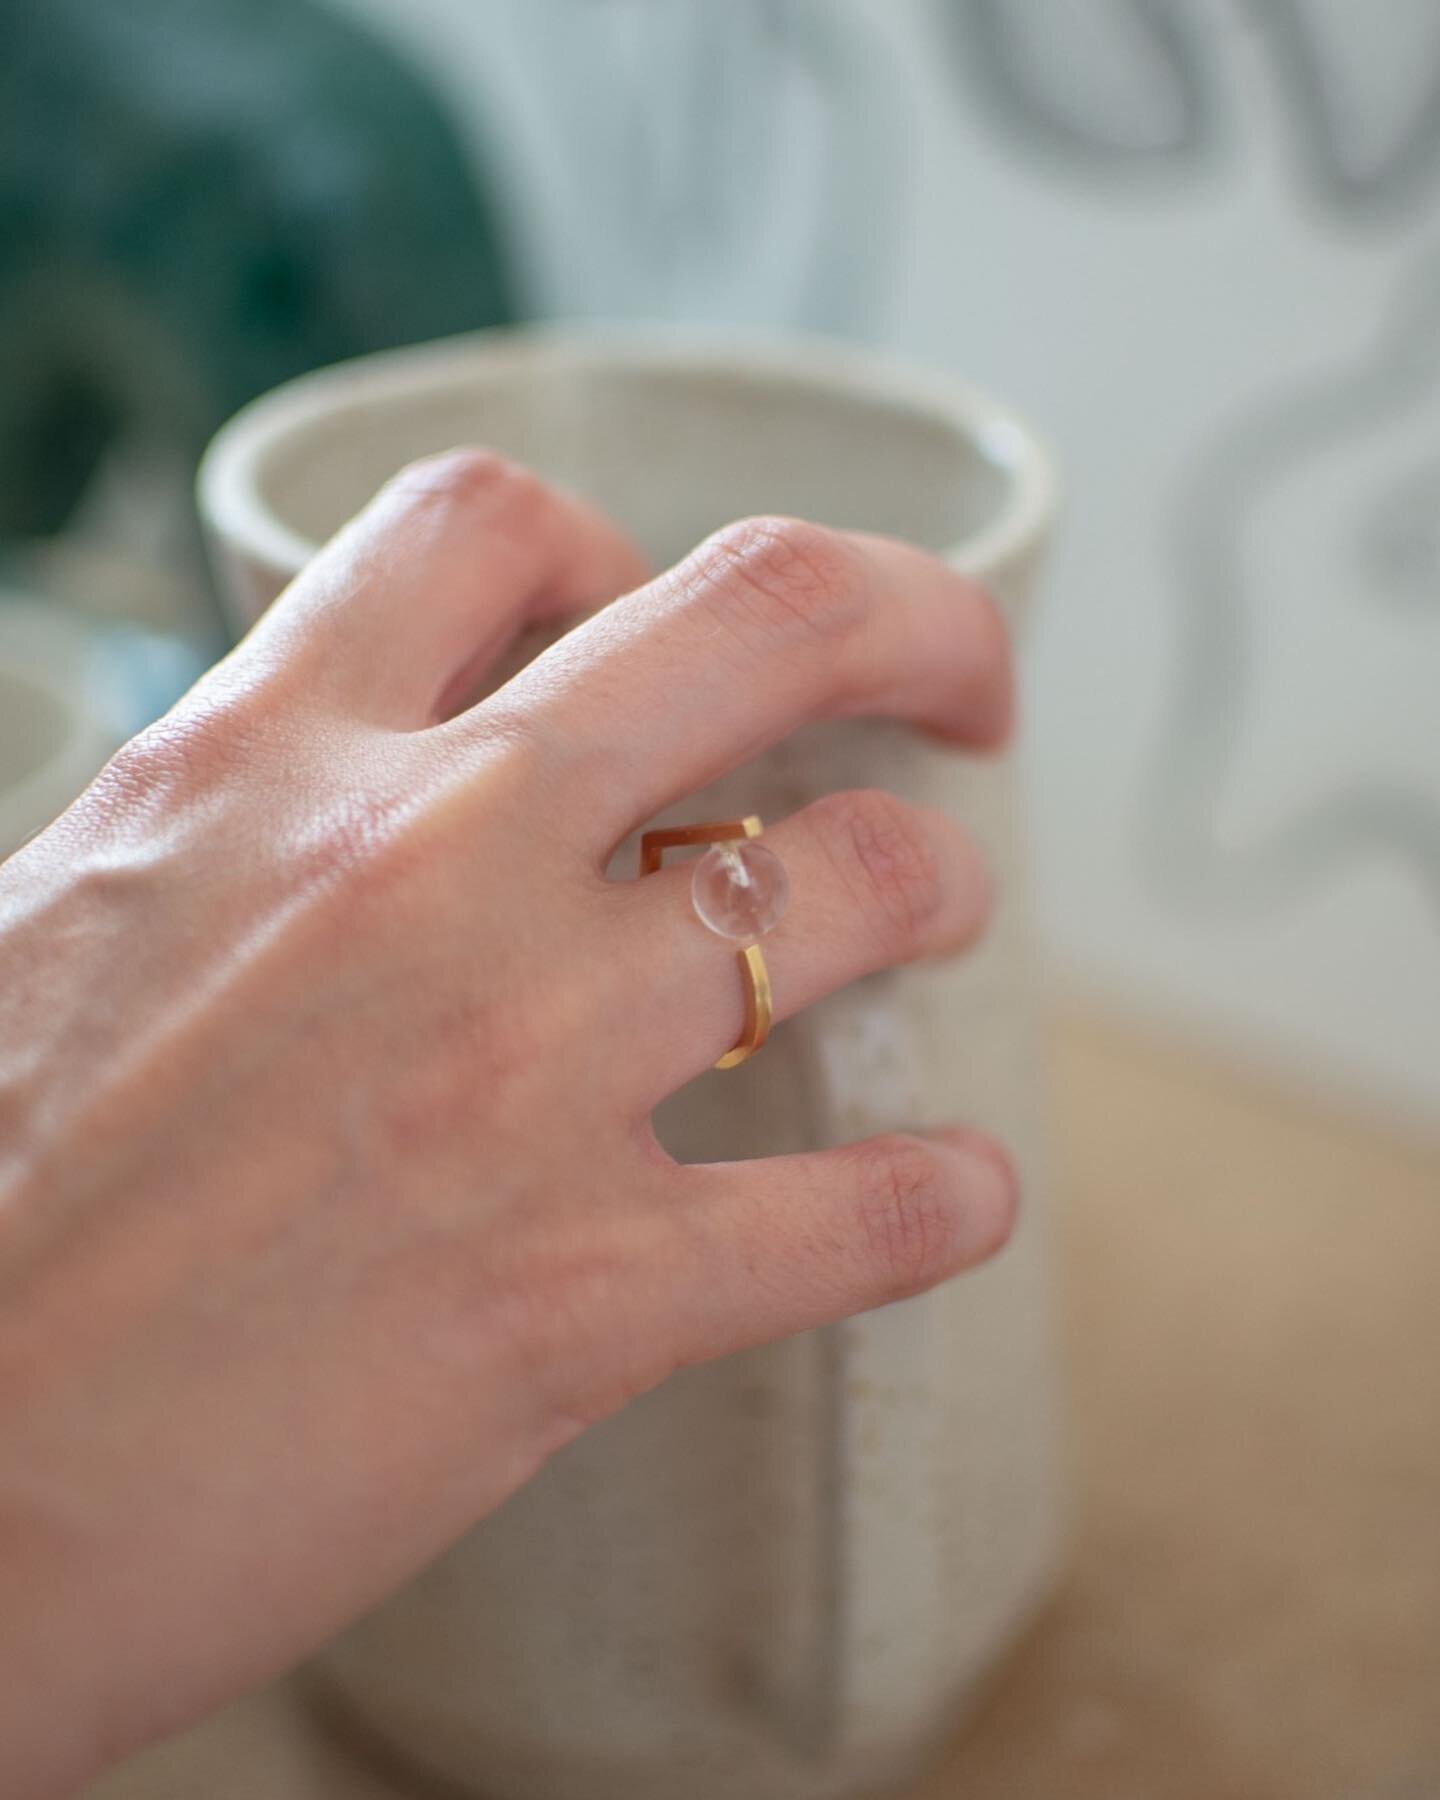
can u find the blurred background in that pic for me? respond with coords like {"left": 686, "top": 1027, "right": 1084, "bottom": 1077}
{"left": 4, "top": 3, "right": 1438, "bottom": 1796}
{"left": 6, "top": 0, "right": 1438, "bottom": 1123}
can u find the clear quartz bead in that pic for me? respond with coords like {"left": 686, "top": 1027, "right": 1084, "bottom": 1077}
{"left": 691, "top": 839, "right": 790, "bottom": 943}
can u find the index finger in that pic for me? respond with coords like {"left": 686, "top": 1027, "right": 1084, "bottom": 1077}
{"left": 464, "top": 515, "right": 1014, "bottom": 855}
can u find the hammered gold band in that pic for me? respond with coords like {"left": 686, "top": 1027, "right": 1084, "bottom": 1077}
{"left": 639, "top": 815, "right": 774, "bottom": 1070}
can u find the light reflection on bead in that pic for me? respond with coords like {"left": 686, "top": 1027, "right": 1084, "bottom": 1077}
{"left": 691, "top": 839, "right": 789, "bottom": 943}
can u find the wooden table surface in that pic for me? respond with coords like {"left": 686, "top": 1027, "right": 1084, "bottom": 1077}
{"left": 91, "top": 1007, "right": 1440, "bottom": 1800}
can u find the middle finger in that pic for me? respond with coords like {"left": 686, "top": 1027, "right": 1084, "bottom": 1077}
{"left": 473, "top": 516, "right": 1013, "bottom": 860}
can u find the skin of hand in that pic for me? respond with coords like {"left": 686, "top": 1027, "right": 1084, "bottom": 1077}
{"left": 0, "top": 452, "right": 1019, "bottom": 1795}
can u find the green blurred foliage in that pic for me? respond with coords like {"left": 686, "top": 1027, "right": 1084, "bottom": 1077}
{"left": 0, "top": 0, "right": 521, "bottom": 537}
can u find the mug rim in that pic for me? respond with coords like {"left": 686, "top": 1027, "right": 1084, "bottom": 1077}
{"left": 197, "top": 325, "right": 1059, "bottom": 592}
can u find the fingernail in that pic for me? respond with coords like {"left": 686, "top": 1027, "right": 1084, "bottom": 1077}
{"left": 931, "top": 1128, "right": 1020, "bottom": 1257}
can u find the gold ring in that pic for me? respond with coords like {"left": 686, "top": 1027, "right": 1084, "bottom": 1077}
{"left": 639, "top": 815, "right": 789, "bottom": 1070}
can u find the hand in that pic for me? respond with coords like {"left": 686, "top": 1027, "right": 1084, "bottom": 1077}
{"left": 0, "top": 452, "right": 1017, "bottom": 1793}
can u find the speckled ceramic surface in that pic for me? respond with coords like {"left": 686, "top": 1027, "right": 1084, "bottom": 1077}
{"left": 197, "top": 329, "right": 1063, "bottom": 1800}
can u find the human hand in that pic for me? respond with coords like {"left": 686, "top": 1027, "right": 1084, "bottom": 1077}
{"left": 0, "top": 452, "right": 1017, "bottom": 1794}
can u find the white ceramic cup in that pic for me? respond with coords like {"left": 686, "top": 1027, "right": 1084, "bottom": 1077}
{"left": 198, "top": 328, "right": 1063, "bottom": 1800}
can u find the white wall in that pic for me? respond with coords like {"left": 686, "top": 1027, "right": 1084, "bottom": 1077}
{"left": 326, "top": 0, "right": 1440, "bottom": 1128}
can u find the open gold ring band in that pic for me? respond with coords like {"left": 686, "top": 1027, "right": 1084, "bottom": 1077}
{"left": 639, "top": 815, "right": 789, "bottom": 1070}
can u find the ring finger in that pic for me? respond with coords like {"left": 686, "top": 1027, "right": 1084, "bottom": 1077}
{"left": 604, "top": 786, "right": 992, "bottom": 1109}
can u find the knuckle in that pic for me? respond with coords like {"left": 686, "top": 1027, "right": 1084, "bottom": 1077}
{"left": 819, "top": 788, "right": 947, "bottom": 944}
{"left": 94, "top": 687, "right": 268, "bottom": 810}
{"left": 694, "top": 516, "right": 864, "bottom": 648}
{"left": 387, "top": 447, "right": 544, "bottom": 524}
{"left": 854, "top": 1134, "right": 962, "bottom": 1299}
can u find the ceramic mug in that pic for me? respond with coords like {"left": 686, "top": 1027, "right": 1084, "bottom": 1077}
{"left": 198, "top": 328, "right": 1064, "bottom": 1800}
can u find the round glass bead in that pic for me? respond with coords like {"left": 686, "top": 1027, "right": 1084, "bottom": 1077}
{"left": 691, "top": 839, "right": 790, "bottom": 944}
